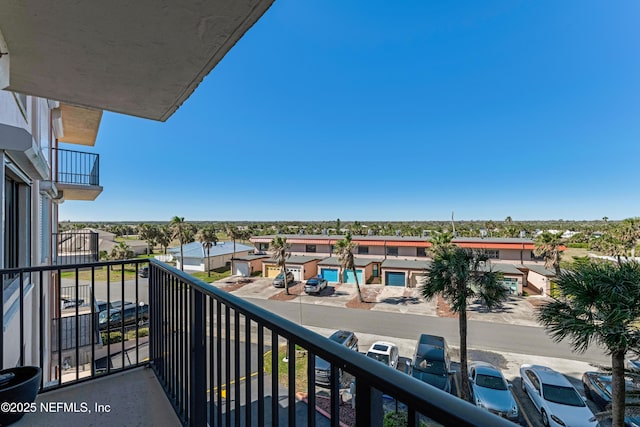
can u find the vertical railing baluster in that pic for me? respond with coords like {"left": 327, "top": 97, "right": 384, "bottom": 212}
{"left": 39, "top": 270, "right": 44, "bottom": 389}
{"left": 408, "top": 406, "right": 417, "bottom": 427}
{"left": 257, "top": 325, "right": 264, "bottom": 425}
{"left": 75, "top": 268, "right": 79, "bottom": 380}
{"left": 91, "top": 267, "right": 95, "bottom": 376}
{"left": 189, "top": 286, "right": 206, "bottom": 426}
{"left": 271, "top": 330, "right": 278, "bottom": 427}
{"left": 308, "top": 350, "right": 316, "bottom": 427}
{"left": 225, "top": 305, "right": 231, "bottom": 427}
{"left": 245, "top": 316, "right": 252, "bottom": 427}
{"left": 216, "top": 300, "right": 222, "bottom": 427}
{"left": 19, "top": 271, "right": 24, "bottom": 366}
{"left": 106, "top": 266, "right": 111, "bottom": 374}
{"left": 179, "top": 277, "right": 184, "bottom": 416}
{"left": 135, "top": 263, "right": 139, "bottom": 364}
{"left": 209, "top": 297, "right": 215, "bottom": 427}
{"left": 355, "top": 379, "right": 383, "bottom": 427}
{"left": 0, "top": 274, "right": 3, "bottom": 370}
{"left": 57, "top": 269, "right": 62, "bottom": 384}
{"left": 330, "top": 364, "right": 339, "bottom": 427}
{"left": 120, "top": 263, "right": 125, "bottom": 370}
{"left": 234, "top": 309, "right": 241, "bottom": 426}
{"left": 288, "top": 339, "right": 296, "bottom": 427}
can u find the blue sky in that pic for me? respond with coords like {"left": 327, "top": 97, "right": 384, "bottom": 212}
{"left": 59, "top": 1, "right": 640, "bottom": 222}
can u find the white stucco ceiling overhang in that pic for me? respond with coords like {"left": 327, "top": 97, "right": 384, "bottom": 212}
{"left": 0, "top": 0, "right": 274, "bottom": 121}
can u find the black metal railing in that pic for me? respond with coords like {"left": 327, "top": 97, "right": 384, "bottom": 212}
{"left": 1, "top": 258, "right": 513, "bottom": 426}
{"left": 53, "top": 147, "right": 100, "bottom": 186}
{"left": 54, "top": 231, "right": 99, "bottom": 265}
{"left": 0, "top": 259, "right": 149, "bottom": 392}
{"left": 149, "top": 259, "right": 514, "bottom": 427}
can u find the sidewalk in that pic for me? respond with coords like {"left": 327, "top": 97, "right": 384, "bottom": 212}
{"left": 216, "top": 278, "right": 543, "bottom": 328}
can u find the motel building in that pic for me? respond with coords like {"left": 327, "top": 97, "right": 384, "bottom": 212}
{"left": 250, "top": 234, "right": 563, "bottom": 296}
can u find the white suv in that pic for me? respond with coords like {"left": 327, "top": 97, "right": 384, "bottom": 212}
{"left": 366, "top": 341, "right": 399, "bottom": 369}
{"left": 520, "top": 364, "right": 596, "bottom": 427}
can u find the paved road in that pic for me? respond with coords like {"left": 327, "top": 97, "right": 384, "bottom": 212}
{"left": 244, "top": 298, "right": 609, "bottom": 365}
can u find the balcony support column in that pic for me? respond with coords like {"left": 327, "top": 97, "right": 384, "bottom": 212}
{"left": 355, "top": 379, "right": 383, "bottom": 427}
{"left": 189, "top": 289, "right": 206, "bottom": 426}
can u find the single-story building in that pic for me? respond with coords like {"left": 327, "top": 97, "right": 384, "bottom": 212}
{"left": 488, "top": 263, "right": 526, "bottom": 295}
{"left": 316, "top": 257, "right": 382, "bottom": 284}
{"left": 380, "top": 259, "right": 432, "bottom": 287}
{"left": 168, "top": 241, "right": 254, "bottom": 272}
{"left": 232, "top": 254, "right": 270, "bottom": 277}
{"left": 517, "top": 264, "right": 556, "bottom": 297}
{"left": 262, "top": 255, "right": 324, "bottom": 281}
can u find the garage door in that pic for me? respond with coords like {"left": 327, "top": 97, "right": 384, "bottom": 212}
{"left": 266, "top": 266, "right": 281, "bottom": 278}
{"left": 234, "top": 262, "right": 250, "bottom": 277}
{"left": 386, "top": 272, "right": 406, "bottom": 286}
{"left": 287, "top": 267, "right": 302, "bottom": 281}
{"left": 321, "top": 268, "right": 339, "bottom": 282}
{"left": 344, "top": 269, "right": 364, "bottom": 284}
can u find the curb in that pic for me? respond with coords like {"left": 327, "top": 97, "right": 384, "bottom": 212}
{"left": 295, "top": 392, "right": 350, "bottom": 427}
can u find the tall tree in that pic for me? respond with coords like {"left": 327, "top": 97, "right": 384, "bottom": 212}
{"left": 429, "top": 230, "right": 453, "bottom": 254}
{"left": 538, "top": 260, "right": 640, "bottom": 427}
{"left": 616, "top": 218, "right": 640, "bottom": 258}
{"left": 138, "top": 223, "right": 158, "bottom": 255}
{"left": 270, "top": 236, "right": 291, "bottom": 295}
{"left": 110, "top": 241, "right": 133, "bottom": 261}
{"left": 534, "top": 231, "right": 563, "bottom": 276}
{"left": 197, "top": 226, "right": 218, "bottom": 277}
{"left": 335, "top": 218, "right": 341, "bottom": 234}
{"left": 334, "top": 233, "right": 364, "bottom": 303}
{"left": 170, "top": 216, "right": 194, "bottom": 271}
{"left": 422, "top": 246, "right": 509, "bottom": 401}
{"left": 156, "top": 225, "right": 172, "bottom": 255}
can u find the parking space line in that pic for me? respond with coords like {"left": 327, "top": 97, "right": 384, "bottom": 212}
{"left": 511, "top": 384, "right": 534, "bottom": 427}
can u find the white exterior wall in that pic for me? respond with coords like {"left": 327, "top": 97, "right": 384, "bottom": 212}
{"left": 0, "top": 91, "right": 54, "bottom": 379}
{"left": 527, "top": 271, "right": 551, "bottom": 296}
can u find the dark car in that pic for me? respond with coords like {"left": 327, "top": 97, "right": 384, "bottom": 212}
{"left": 139, "top": 266, "right": 149, "bottom": 278}
{"left": 272, "top": 271, "right": 295, "bottom": 288}
{"left": 99, "top": 303, "right": 149, "bottom": 331}
{"left": 410, "top": 334, "right": 453, "bottom": 393}
{"left": 315, "top": 330, "right": 359, "bottom": 387}
{"left": 304, "top": 277, "right": 328, "bottom": 294}
{"left": 582, "top": 371, "right": 640, "bottom": 426}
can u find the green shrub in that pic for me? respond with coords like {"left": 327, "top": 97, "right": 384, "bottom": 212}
{"left": 101, "top": 331, "right": 123, "bottom": 344}
{"left": 384, "top": 411, "right": 408, "bottom": 427}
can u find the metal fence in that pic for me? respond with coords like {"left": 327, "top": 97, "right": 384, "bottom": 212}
{"left": 53, "top": 147, "right": 100, "bottom": 186}
{"left": 54, "top": 231, "right": 99, "bottom": 265}
{"left": 149, "top": 260, "right": 514, "bottom": 427}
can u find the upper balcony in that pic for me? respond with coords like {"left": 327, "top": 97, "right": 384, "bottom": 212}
{"left": 53, "top": 147, "right": 103, "bottom": 201}
{"left": 1, "top": 259, "right": 514, "bottom": 427}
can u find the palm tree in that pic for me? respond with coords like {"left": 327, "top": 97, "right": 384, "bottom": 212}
{"left": 138, "top": 223, "right": 158, "bottom": 255}
{"left": 334, "top": 233, "right": 364, "bottom": 303}
{"left": 197, "top": 226, "right": 218, "bottom": 277}
{"left": 429, "top": 230, "right": 453, "bottom": 254}
{"left": 616, "top": 218, "right": 640, "bottom": 258}
{"left": 534, "top": 231, "right": 563, "bottom": 276}
{"left": 538, "top": 260, "right": 640, "bottom": 427}
{"left": 156, "top": 225, "right": 172, "bottom": 255}
{"left": 422, "top": 246, "right": 509, "bottom": 401}
{"left": 270, "top": 236, "right": 291, "bottom": 295}
{"left": 170, "top": 216, "right": 194, "bottom": 271}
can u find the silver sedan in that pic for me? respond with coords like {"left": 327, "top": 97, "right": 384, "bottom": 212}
{"left": 468, "top": 361, "right": 518, "bottom": 421}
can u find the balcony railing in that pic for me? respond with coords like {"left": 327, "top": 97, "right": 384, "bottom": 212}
{"left": 1, "top": 259, "right": 513, "bottom": 426}
{"left": 54, "top": 231, "right": 99, "bottom": 265}
{"left": 53, "top": 147, "right": 100, "bottom": 186}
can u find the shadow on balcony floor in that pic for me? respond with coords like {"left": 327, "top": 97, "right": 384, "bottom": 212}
{"left": 14, "top": 367, "right": 180, "bottom": 427}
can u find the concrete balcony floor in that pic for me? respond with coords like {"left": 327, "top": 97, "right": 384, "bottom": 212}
{"left": 14, "top": 367, "right": 181, "bottom": 427}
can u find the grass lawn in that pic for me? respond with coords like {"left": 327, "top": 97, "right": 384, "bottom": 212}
{"left": 188, "top": 267, "right": 231, "bottom": 284}
{"left": 60, "top": 265, "right": 140, "bottom": 281}
{"left": 264, "top": 345, "right": 308, "bottom": 392}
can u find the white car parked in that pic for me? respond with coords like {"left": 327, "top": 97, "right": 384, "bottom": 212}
{"left": 520, "top": 364, "right": 596, "bottom": 427}
{"left": 365, "top": 341, "right": 399, "bottom": 369}
{"left": 468, "top": 361, "right": 518, "bottom": 421}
